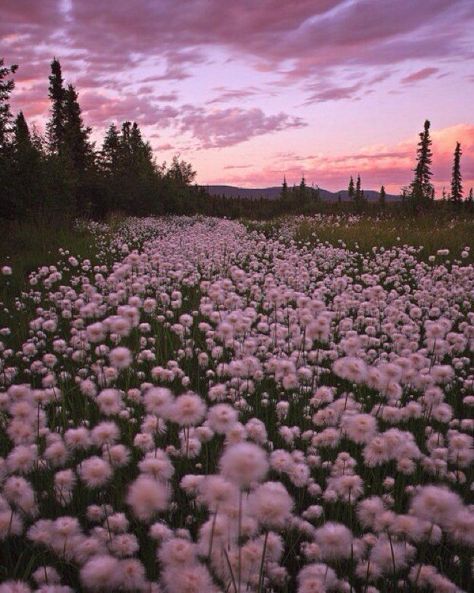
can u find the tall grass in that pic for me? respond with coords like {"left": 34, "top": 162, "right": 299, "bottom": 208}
{"left": 290, "top": 213, "right": 474, "bottom": 262}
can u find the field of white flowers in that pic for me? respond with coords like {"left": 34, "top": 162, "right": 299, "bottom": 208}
{"left": 0, "top": 216, "right": 473, "bottom": 593}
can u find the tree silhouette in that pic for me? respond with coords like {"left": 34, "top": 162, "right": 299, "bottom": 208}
{"left": 450, "top": 142, "right": 463, "bottom": 204}
{"left": 47, "top": 58, "right": 66, "bottom": 152}
{"left": 379, "top": 185, "right": 386, "bottom": 208}
{"left": 348, "top": 176, "right": 355, "bottom": 200}
{"left": 411, "top": 119, "right": 434, "bottom": 209}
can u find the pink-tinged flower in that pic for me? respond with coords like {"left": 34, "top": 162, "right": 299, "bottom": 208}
{"left": 144, "top": 387, "right": 174, "bottom": 417}
{"left": 108, "top": 347, "right": 132, "bottom": 369}
{"left": 161, "top": 563, "right": 215, "bottom": 593}
{"left": 119, "top": 558, "right": 146, "bottom": 590}
{"left": 370, "top": 535, "right": 415, "bottom": 575}
{"left": 138, "top": 450, "right": 174, "bottom": 481}
{"left": 0, "top": 511, "right": 23, "bottom": 540}
{"left": 410, "top": 485, "right": 463, "bottom": 527}
{"left": 207, "top": 403, "right": 238, "bottom": 434}
{"left": 79, "top": 457, "right": 113, "bottom": 488}
{"left": 248, "top": 481, "right": 293, "bottom": 528}
{"left": 126, "top": 475, "right": 170, "bottom": 521}
{"left": 314, "top": 522, "right": 353, "bottom": 560}
{"left": 96, "top": 389, "right": 124, "bottom": 416}
{"left": 158, "top": 537, "right": 196, "bottom": 566}
{"left": 198, "top": 474, "right": 239, "bottom": 512}
{"left": 80, "top": 555, "right": 122, "bottom": 591}
{"left": 168, "top": 392, "right": 207, "bottom": 426}
{"left": 342, "top": 413, "right": 377, "bottom": 444}
{"left": 91, "top": 422, "right": 120, "bottom": 446}
{"left": 297, "top": 563, "right": 337, "bottom": 593}
{"left": 219, "top": 442, "right": 269, "bottom": 488}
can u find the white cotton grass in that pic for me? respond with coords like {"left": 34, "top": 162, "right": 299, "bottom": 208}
{"left": 126, "top": 475, "right": 170, "bottom": 522}
{"left": 0, "top": 215, "right": 472, "bottom": 592}
{"left": 219, "top": 442, "right": 269, "bottom": 488}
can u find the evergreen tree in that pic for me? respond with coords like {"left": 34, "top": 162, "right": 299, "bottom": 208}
{"left": 299, "top": 175, "right": 307, "bottom": 200}
{"left": 12, "top": 112, "right": 45, "bottom": 217}
{"left": 379, "top": 185, "right": 386, "bottom": 208}
{"left": 63, "top": 84, "right": 93, "bottom": 175}
{"left": 100, "top": 124, "right": 121, "bottom": 174}
{"left": 47, "top": 58, "right": 66, "bottom": 152}
{"left": 355, "top": 174, "right": 362, "bottom": 203}
{"left": 280, "top": 175, "right": 289, "bottom": 200}
{"left": 0, "top": 59, "right": 18, "bottom": 150}
{"left": 450, "top": 142, "right": 463, "bottom": 203}
{"left": 411, "top": 119, "right": 434, "bottom": 209}
{"left": 166, "top": 154, "right": 196, "bottom": 186}
{"left": 467, "top": 188, "right": 473, "bottom": 204}
{"left": 0, "top": 60, "right": 18, "bottom": 218}
{"left": 348, "top": 176, "right": 355, "bottom": 200}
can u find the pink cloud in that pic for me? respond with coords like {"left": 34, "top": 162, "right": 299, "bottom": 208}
{"left": 204, "top": 123, "right": 474, "bottom": 194}
{"left": 207, "top": 87, "right": 260, "bottom": 104}
{"left": 80, "top": 91, "right": 179, "bottom": 128}
{"left": 4, "top": 1, "right": 471, "bottom": 92}
{"left": 401, "top": 67, "right": 439, "bottom": 84}
{"left": 179, "top": 106, "right": 306, "bottom": 148}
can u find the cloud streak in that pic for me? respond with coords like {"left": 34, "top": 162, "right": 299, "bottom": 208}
{"left": 179, "top": 106, "right": 306, "bottom": 148}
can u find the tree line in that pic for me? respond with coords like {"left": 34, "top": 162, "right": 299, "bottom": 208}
{"left": 1, "top": 57, "right": 472, "bottom": 222}
{"left": 0, "top": 58, "right": 205, "bottom": 221}
{"left": 273, "top": 119, "right": 471, "bottom": 213}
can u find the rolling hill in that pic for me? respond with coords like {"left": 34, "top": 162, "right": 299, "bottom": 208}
{"left": 202, "top": 185, "right": 400, "bottom": 202}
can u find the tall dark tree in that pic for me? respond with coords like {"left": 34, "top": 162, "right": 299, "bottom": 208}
{"left": 348, "top": 176, "right": 355, "bottom": 200}
{"left": 100, "top": 124, "right": 120, "bottom": 172}
{"left": 0, "top": 60, "right": 18, "bottom": 218}
{"left": 280, "top": 175, "right": 289, "bottom": 200}
{"left": 379, "top": 185, "right": 386, "bottom": 208}
{"left": 299, "top": 175, "right": 307, "bottom": 200}
{"left": 47, "top": 58, "right": 66, "bottom": 152}
{"left": 11, "top": 112, "right": 45, "bottom": 217}
{"left": 450, "top": 142, "right": 463, "bottom": 203}
{"left": 166, "top": 154, "right": 196, "bottom": 186}
{"left": 355, "top": 174, "right": 362, "bottom": 203}
{"left": 411, "top": 119, "right": 434, "bottom": 208}
{"left": 62, "top": 84, "right": 93, "bottom": 174}
{"left": 0, "top": 59, "right": 18, "bottom": 150}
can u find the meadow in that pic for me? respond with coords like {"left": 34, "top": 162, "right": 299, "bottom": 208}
{"left": 0, "top": 214, "right": 473, "bottom": 593}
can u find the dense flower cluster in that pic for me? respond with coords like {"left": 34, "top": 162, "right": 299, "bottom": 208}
{"left": 0, "top": 216, "right": 473, "bottom": 593}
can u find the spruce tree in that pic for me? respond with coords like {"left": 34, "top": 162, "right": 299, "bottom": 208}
{"left": 379, "top": 185, "right": 386, "bottom": 208}
{"left": 47, "top": 58, "right": 66, "bottom": 152}
{"left": 450, "top": 142, "right": 463, "bottom": 203}
{"left": 355, "top": 174, "right": 362, "bottom": 203}
{"left": 348, "top": 176, "right": 354, "bottom": 200}
{"left": 12, "top": 112, "right": 44, "bottom": 217}
{"left": 281, "top": 175, "right": 288, "bottom": 200}
{"left": 299, "top": 175, "right": 307, "bottom": 200}
{"left": 0, "top": 59, "right": 17, "bottom": 150}
{"left": 411, "top": 119, "right": 434, "bottom": 208}
{"left": 101, "top": 124, "right": 121, "bottom": 174}
{"left": 63, "top": 84, "right": 93, "bottom": 174}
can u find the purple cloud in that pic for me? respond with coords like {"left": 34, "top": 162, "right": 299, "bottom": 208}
{"left": 401, "top": 67, "right": 439, "bottom": 84}
{"left": 179, "top": 105, "right": 306, "bottom": 148}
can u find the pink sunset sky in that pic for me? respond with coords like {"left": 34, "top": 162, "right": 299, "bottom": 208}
{"left": 1, "top": 0, "right": 474, "bottom": 194}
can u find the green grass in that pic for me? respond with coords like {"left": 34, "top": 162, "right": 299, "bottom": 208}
{"left": 292, "top": 213, "right": 474, "bottom": 262}
{"left": 0, "top": 217, "right": 105, "bottom": 342}
{"left": 0, "top": 218, "right": 99, "bottom": 286}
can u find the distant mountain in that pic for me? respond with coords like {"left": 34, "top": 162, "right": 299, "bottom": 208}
{"left": 203, "top": 185, "right": 400, "bottom": 202}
